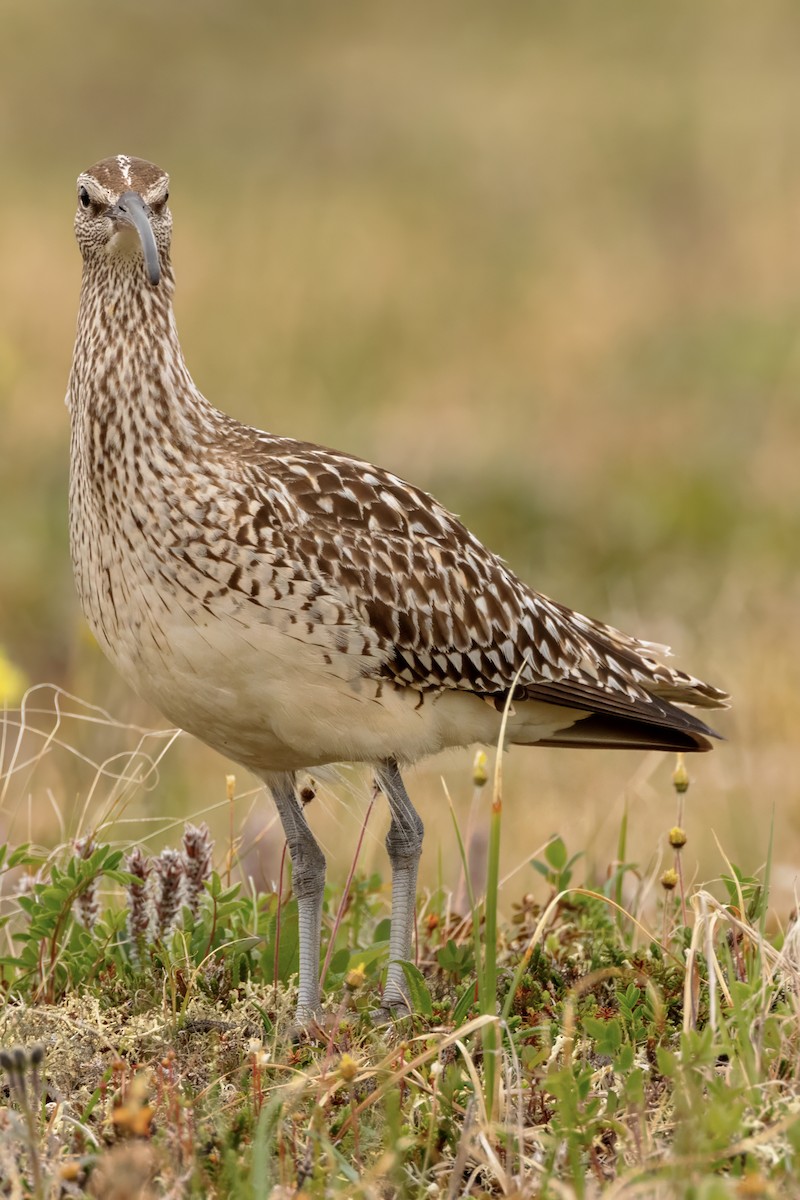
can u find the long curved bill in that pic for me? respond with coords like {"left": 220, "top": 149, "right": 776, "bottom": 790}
{"left": 111, "top": 190, "right": 161, "bottom": 286}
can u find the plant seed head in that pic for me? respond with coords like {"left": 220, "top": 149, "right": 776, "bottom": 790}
{"left": 672, "top": 755, "right": 690, "bottom": 795}
{"left": 472, "top": 749, "right": 488, "bottom": 787}
{"left": 338, "top": 1052, "right": 358, "bottom": 1083}
{"left": 345, "top": 963, "right": 366, "bottom": 991}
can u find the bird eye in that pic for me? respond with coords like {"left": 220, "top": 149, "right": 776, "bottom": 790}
{"left": 150, "top": 190, "right": 169, "bottom": 215}
{"left": 79, "top": 186, "right": 91, "bottom": 209}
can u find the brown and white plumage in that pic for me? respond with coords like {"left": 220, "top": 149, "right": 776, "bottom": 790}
{"left": 67, "top": 155, "right": 727, "bottom": 1019}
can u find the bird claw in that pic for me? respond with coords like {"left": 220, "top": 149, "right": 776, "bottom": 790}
{"left": 287, "top": 1010, "right": 329, "bottom": 1043}
{"left": 370, "top": 1001, "right": 412, "bottom": 1026}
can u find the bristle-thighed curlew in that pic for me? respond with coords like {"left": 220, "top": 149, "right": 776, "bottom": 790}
{"left": 67, "top": 155, "right": 728, "bottom": 1022}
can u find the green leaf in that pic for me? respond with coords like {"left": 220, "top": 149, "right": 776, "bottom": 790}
{"left": 583, "top": 1015, "right": 610, "bottom": 1039}
{"left": 583, "top": 1015, "right": 622, "bottom": 1056}
{"left": 452, "top": 978, "right": 476, "bottom": 1026}
{"left": 394, "top": 960, "right": 433, "bottom": 1017}
{"left": 327, "top": 947, "right": 350, "bottom": 977}
{"left": 373, "top": 918, "right": 391, "bottom": 942}
{"left": 545, "top": 837, "right": 567, "bottom": 871}
{"left": 217, "top": 884, "right": 242, "bottom": 905}
{"left": 622, "top": 1067, "right": 644, "bottom": 1107}
{"left": 8, "top": 845, "right": 37, "bottom": 868}
{"left": 105, "top": 870, "right": 135, "bottom": 887}
{"left": 437, "top": 938, "right": 473, "bottom": 979}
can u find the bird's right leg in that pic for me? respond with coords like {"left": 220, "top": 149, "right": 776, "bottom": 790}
{"left": 266, "top": 772, "right": 326, "bottom": 1023}
{"left": 375, "top": 760, "right": 424, "bottom": 1017}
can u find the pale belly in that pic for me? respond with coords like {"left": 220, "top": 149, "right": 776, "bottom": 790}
{"left": 114, "top": 603, "right": 484, "bottom": 770}
{"left": 93, "top": 589, "right": 572, "bottom": 773}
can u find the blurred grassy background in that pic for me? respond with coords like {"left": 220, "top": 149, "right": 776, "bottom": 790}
{"left": 1, "top": 1, "right": 799, "bottom": 909}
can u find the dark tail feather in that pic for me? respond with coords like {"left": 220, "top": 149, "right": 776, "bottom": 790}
{"left": 536, "top": 711, "right": 721, "bottom": 753}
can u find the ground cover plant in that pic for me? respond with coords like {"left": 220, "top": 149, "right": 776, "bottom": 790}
{"left": 0, "top": 692, "right": 797, "bottom": 1198}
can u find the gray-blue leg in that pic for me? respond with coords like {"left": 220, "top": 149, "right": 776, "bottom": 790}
{"left": 375, "top": 761, "right": 424, "bottom": 1013}
{"left": 266, "top": 772, "right": 326, "bottom": 1022}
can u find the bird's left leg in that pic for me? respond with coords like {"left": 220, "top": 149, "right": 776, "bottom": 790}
{"left": 265, "top": 772, "right": 326, "bottom": 1023}
{"left": 375, "top": 760, "right": 424, "bottom": 1014}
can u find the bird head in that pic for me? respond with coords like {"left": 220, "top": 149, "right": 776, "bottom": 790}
{"left": 75, "top": 155, "right": 171, "bottom": 287}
